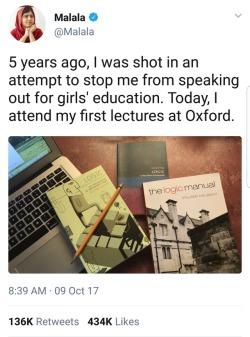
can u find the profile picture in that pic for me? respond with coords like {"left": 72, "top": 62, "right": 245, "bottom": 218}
{"left": 10, "top": 5, "right": 45, "bottom": 43}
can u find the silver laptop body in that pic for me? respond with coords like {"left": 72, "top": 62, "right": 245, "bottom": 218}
{"left": 8, "top": 136, "right": 84, "bottom": 273}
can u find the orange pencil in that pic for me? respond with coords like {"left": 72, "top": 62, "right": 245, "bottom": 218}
{"left": 71, "top": 183, "right": 123, "bottom": 264}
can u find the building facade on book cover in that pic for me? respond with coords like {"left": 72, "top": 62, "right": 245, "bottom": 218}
{"left": 47, "top": 165, "right": 150, "bottom": 273}
{"left": 143, "top": 173, "right": 241, "bottom": 274}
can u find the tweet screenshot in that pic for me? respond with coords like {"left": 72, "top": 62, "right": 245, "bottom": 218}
{"left": 1, "top": 0, "right": 249, "bottom": 336}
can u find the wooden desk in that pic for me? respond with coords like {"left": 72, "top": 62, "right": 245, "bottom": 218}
{"left": 54, "top": 136, "right": 242, "bottom": 273}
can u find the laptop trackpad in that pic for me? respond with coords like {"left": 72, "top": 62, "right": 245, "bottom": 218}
{"left": 15, "top": 233, "right": 83, "bottom": 273}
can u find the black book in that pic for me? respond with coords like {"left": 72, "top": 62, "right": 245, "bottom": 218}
{"left": 117, "top": 141, "right": 168, "bottom": 215}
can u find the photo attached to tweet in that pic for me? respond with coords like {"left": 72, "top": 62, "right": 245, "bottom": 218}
{"left": 8, "top": 136, "right": 241, "bottom": 274}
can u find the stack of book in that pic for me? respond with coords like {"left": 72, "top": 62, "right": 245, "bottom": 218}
{"left": 47, "top": 140, "right": 241, "bottom": 274}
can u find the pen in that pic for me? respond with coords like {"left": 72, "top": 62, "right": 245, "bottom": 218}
{"left": 71, "top": 183, "right": 124, "bottom": 264}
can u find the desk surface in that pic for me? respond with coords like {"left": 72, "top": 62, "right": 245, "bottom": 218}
{"left": 54, "top": 136, "right": 242, "bottom": 273}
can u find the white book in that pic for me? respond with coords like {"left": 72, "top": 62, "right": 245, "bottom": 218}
{"left": 143, "top": 172, "right": 241, "bottom": 274}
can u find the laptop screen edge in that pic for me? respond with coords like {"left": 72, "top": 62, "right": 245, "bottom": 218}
{"left": 9, "top": 137, "right": 62, "bottom": 194}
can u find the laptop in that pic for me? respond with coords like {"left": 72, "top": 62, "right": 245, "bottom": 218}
{"left": 8, "top": 136, "right": 84, "bottom": 273}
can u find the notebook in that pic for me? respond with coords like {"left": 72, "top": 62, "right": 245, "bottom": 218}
{"left": 8, "top": 136, "right": 84, "bottom": 273}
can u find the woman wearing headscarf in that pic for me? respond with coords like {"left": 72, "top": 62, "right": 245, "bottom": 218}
{"left": 11, "top": 6, "right": 43, "bottom": 43}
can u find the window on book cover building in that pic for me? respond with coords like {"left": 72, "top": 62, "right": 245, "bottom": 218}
{"left": 162, "top": 246, "right": 171, "bottom": 259}
{"left": 160, "top": 224, "right": 168, "bottom": 236}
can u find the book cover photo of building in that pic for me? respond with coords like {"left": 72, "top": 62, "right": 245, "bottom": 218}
{"left": 143, "top": 173, "right": 241, "bottom": 274}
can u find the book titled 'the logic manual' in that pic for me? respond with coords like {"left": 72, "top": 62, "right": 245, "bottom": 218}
{"left": 143, "top": 173, "right": 241, "bottom": 274}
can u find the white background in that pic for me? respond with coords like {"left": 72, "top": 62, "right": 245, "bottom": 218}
{"left": 1, "top": 1, "right": 249, "bottom": 336}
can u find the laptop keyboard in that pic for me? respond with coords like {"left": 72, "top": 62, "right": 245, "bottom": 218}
{"left": 8, "top": 167, "right": 71, "bottom": 261}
